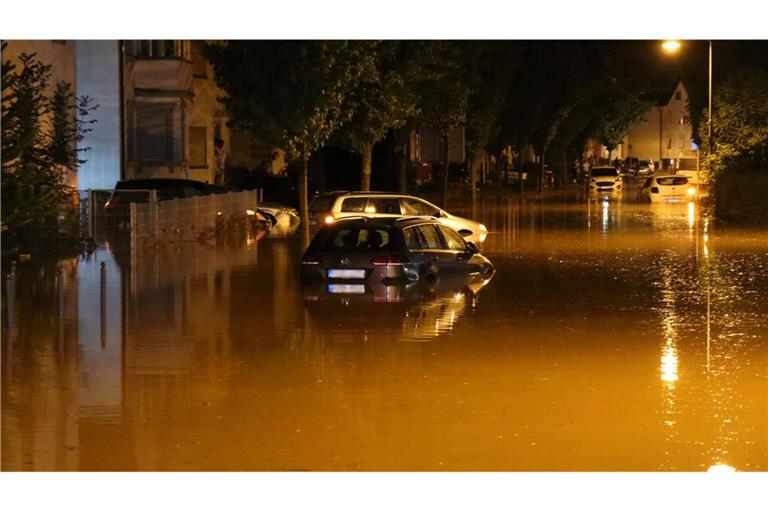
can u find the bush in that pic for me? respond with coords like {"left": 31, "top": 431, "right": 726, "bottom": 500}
{"left": 713, "top": 159, "right": 768, "bottom": 224}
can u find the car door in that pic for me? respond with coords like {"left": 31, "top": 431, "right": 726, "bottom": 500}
{"left": 407, "top": 224, "right": 460, "bottom": 276}
{"left": 435, "top": 224, "right": 478, "bottom": 275}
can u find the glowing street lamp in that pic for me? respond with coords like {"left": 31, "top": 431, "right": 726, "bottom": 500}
{"left": 661, "top": 40, "right": 712, "bottom": 196}
{"left": 661, "top": 40, "right": 681, "bottom": 53}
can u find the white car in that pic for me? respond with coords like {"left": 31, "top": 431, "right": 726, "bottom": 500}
{"left": 256, "top": 202, "right": 301, "bottom": 236}
{"left": 588, "top": 166, "right": 623, "bottom": 195}
{"left": 308, "top": 191, "right": 488, "bottom": 243}
{"left": 638, "top": 175, "right": 697, "bottom": 203}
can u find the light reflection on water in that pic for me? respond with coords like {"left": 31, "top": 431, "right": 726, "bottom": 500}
{"left": 2, "top": 191, "right": 767, "bottom": 471}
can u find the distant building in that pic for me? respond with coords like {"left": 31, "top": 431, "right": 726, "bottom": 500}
{"left": 123, "top": 40, "right": 230, "bottom": 184}
{"left": 623, "top": 81, "right": 694, "bottom": 169}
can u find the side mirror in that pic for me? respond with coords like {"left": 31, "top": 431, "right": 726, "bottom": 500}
{"left": 465, "top": 241, "right": 479, "bottom": 255}
{"left": 433, "top": 210, "right": 443, "bottom": 218}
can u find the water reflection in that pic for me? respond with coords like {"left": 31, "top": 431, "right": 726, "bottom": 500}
{"left": 303, "top": 273, "right": 492, "bottom": 342}
{"left": 2, "top": 192, "right": 767, "bottom": 471}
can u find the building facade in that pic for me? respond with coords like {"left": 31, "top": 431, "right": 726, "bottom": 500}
{"left": 622, "top": 81, "right": 694, "bottom": 169}
{"left": 123, "top": 40, "right": 230, "bottom": 184}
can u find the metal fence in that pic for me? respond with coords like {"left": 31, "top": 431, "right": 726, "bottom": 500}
{"left": 82, "top": 189, "right": 258, "bottom": 246}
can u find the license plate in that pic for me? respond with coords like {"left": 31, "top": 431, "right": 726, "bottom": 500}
{"left": 327, "top": 269, "right": 366, "bottom": 279}
{"left": 328, "top": 283, "right": 365, "bottom": 294}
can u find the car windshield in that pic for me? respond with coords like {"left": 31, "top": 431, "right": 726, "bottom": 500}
{"left": 590, "top": 168, "right": 618, "bottom": 177}
{"left": 656, "top": 177, "right": 688, "bottom": 186}
{"left": 316, "top": 227, "right": 392, "bottom": 251}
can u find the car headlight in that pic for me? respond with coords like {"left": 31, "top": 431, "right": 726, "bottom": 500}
{"left": 687, "top": 187, "right": 696, "bottom": 196}
{"left": 479, "top": 224, "right": 487, "bottom": 232}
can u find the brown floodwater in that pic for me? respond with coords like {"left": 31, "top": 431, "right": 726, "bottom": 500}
{"left": 2, "top": 192, "right": 767, "bottom": 471}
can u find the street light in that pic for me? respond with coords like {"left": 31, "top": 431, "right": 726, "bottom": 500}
{"left": 661, "top": 40, "right": 712, "bottom": 195}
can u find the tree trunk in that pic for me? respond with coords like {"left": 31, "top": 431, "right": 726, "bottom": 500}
{"left": 470, "top": 150, "right": 482, "bottom": 220}
{"left": 495, "top": 154, "right": 504, "bottom": 197}
{"left": 360, "top": 142, "right": 373, "bottom": 192}
{"left": 299, "top": 149, "right": 310, "bottom": 245}
{"left": 440, "top": 130, "right": 450, "bottom": 209}
{"left": 538, "top": 146, "right": 547, "bottom": 194}
{"left": 394, "top": 128, "right": 408, "bottom": 194}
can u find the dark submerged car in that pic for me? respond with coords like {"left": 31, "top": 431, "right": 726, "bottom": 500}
{"left": 300, "top": 217, "right": 494, "bottom": 283}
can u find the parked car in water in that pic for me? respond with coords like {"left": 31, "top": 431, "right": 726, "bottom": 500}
{"left": 636, "top": 159, "right": 655, "bottom": 176}
{"left": 300, "top": 217, "right": 494, "bottom": 283}
{"left": 638, "top": 175, "right": 697, "bottom": 203}
{"left": 308, "top": 191, "right": 489, "bottom": 243}
{"left": 588, "top": 166, "right": 623, "bottom": 195}
{"left": 104, "top": 179, "right": 215, "bottom": 210}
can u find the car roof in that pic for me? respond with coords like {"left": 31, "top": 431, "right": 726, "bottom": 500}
{"left": 325, "top": 216, "right": 439, "bottom": 230}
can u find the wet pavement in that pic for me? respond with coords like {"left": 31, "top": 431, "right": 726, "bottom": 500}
{"left": 3, "top": 183, "right": 767, "bottom": 471}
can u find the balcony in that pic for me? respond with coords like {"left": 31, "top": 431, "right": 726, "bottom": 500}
{"left": 129, "top": 58, "right": 194, "bottom": 94}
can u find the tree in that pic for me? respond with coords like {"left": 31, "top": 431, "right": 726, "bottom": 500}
{"left": 412, "top": 42, "right": 471, "bottom": 207}
{"left": 699, "top": 69, "right": 768, "bottom": 174}
{"left": 463, "top": 42, "right": 524, "bottom": 212}
{"left": 592, "top": 90, "right": 651, "bottom": 162}
{"left": 1, "top": 48, "right": 96, "bottom": 243}
{"left": 334, "top": 41, "right": 418, "bottom": 191}
{"left": 206, "top": 41, "right": 368, "bottom": 229}
{"left": 47, "top": 81, "right": 98, "bottom": 169}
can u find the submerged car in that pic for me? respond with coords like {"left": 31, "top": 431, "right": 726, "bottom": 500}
{"left": 588, "top": 166, "right": 623, "bottom": 196}
{"left": 257, "top": 202, "right": 301, "bottom": 236}
{"left": 308, "top": 191, "right": 488, "bottom": 243}
{"left": 638, "top": 175, "right": 697, "bottom": 203}
{"left": 300, "top": 217, "right": 494, "bottom": 283}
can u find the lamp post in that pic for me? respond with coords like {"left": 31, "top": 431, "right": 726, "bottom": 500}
{"left": 662, "top": 40, "right": 712, "bottom": 193}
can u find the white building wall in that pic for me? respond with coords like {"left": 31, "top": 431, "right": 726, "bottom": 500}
{"left": 76, "top": 40, "right": 122, "bottom": 190}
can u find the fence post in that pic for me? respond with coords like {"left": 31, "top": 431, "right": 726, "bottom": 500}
{"left": 150, "top": 189, "right": 158, "bottom": 238}
{"left": 193, "top": 195, "right": 200, "bottom": 234}
{"left": 130, "top": 202, "right": 137, "bottom": 249}
{"left": 100, "top": 261, "right": 107, "bottom": 349}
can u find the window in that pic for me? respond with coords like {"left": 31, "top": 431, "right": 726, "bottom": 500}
{"left": 130, "top": 40, "right": 185, "bottom": 59}
{"left": 667, "top": 137, "right": 672, "bottom": 149}
{"left": 415, "top": 225, "right": 444, "bottom": 250}
{"left": 403, "top": 227, "right": 422, "bottom": 250}
{"left": 135, "top": 103, "right": 176, "bottom": 162}
{"left": 401, "top": 198, "right": 438, "bottom": 216}
{"left": 189, "top": 127, "right": 207, "bottom": 168}
{"left": 657, "top": 177, "right": 688, "bottom": 186}
{"left": 320, "top": 228, "right": 391, "bottom": 251}
{"left": 675, "top": 91, "right": 682, "bottom": 100}
{"left": 341, "top": 197, "right": 367, "bottom": 213}
{"left": 368, "top": 197, "right": 401, "bottom": 214}
{"left": 191, "top": 41, "right": 208, "bottom": 78}
{"left": 437, "top": 225, "right": 466, "bottom": 251}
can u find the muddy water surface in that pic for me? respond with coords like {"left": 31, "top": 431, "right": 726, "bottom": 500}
{"left": 2, "top": 194, "right": 767, "bottom": 470}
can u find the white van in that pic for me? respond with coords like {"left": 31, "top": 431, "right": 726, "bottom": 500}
{"left": 674, "top": 150, "right": 705, "bottom": 185}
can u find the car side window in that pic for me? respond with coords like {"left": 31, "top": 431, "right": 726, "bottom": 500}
{"left": 437, "top": 225, "right": 466, "bottom": 251}
{"left": 368, "top": 197, "right": 401, "bottom": 214}
{"left": 415, "top": 225, "right": 445, "bottom": 250}
{"left": 401, "top": 198, "right": 438, "bottom": 216}
{"left": 403, "top": 227, "right": 422, "bottom": 250}
{"left": 341, "top": 197, "right": 367, "bottom": 212}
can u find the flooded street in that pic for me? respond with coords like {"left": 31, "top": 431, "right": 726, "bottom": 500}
{"left": 3, "top": 189, "right": 767, "bottom": 471}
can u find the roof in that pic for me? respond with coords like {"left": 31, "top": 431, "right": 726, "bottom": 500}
{"left": 638, "top": 81, "right": 685, "bottom": 107}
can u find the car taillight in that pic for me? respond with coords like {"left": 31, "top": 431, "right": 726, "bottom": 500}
{"left": 370, "top": 256, "right": 404, "bottom": 266}
{"left": 302, "top": 255, "right": 321, "bottom": 265}
{"left": 651, "top": 187, "right": 659, "bottom": 194}
{"left": 104, "top": 198, "right": 115, "bottom": 209}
